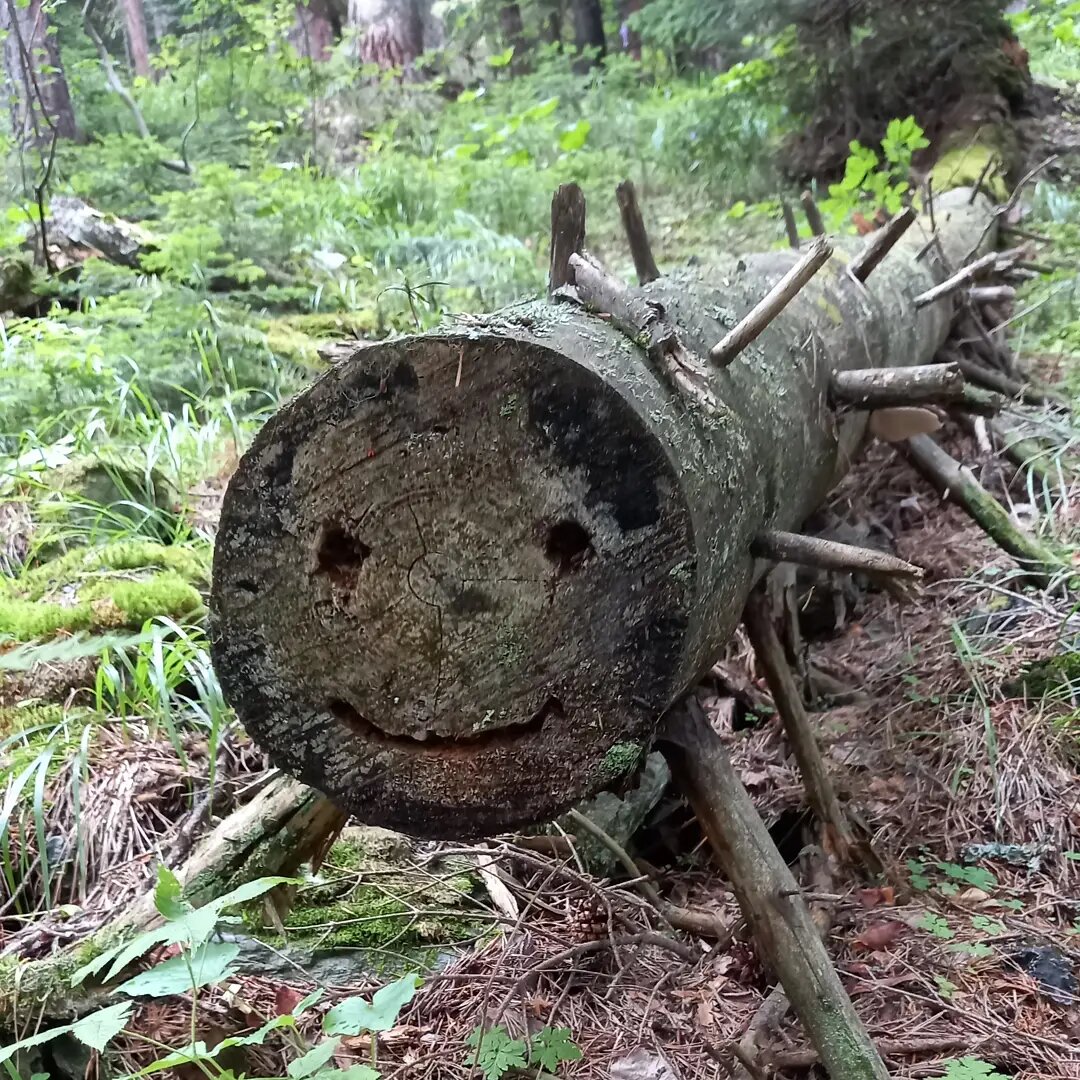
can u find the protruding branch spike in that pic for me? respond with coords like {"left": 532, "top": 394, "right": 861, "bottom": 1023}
{"left": 830, "top": 362, "right": 964, "bottom": 409}
{"left": 968, "top": 285, "right": 1016, "bottom": 305}
{"left": 958, "top": 385, "right": 1006, "bottom": 417}
{"left": 710, "top": 237, "right": 833, "bottom": 367}
{"left": 751, "top": 529, "right": 923, "bottom": 579}
{"left": 913, "top": 249, "right": 1004, "bottom": 308}
{"left": 615, "top": 179, "right": 660, "bottom": 285}
{"left": 548, "top": 183, "right": 586, "bottom": 296}
{"left": 568, "top": 252, "right": 718, "bottom": 415}
{"left": 848, "top": 206, "right": 916, "bottom": 283}
{"left": 781, "top": 200, "right": 800, "bottom": 250}
{"left": 901, "top": 435, "right": 1064, "bottom": 585}
{"left": 801, "top": 190, "right": 825, "bottom": 236}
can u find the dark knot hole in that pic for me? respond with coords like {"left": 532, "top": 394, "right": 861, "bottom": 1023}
{"left": 543, "top": 519, "right": 593, "bottom": 575}
{"left": 315, "top": 522, "right": 371, "bottom": 587}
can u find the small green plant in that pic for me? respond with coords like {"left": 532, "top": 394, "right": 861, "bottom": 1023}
{"left": 934, "top": 975, "right": 958, "bottom": 1001}
{"left": 917, "top": 912, "right": 955, "bottom": 940}
{"left": 941, "top": 1057, "right": 1010, "bottom": 1080}
{"left": 907, "top": 858, "right": 997, "bottom": 896}
{"left": 465, "top": 1024, "right": 582, "bottom": 1079}
{"left": 819, "top": 116, "right": 929, "bottom": 230}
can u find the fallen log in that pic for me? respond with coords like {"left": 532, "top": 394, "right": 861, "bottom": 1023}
{"left": 211, "top": 187, "right": 994, "bottom": 840}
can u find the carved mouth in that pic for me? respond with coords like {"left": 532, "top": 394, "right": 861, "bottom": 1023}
{"left": 327, "top": 696, "right": 563, "bottom": 753}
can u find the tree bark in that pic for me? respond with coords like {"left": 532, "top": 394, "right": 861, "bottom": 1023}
{"left": 119, "top": 0, "right": 152, "bottom": 78}
{"left": 210, "top": 187, "right": 996, "bottom": 840}
{"left": 347, "top": 0, "right": 423, "bottom": 70}
{"left": 1, "top": 0, "right": 79, "bottom": 146}
{"left": 569, "top": 0, "right": 604, "bottom": 70}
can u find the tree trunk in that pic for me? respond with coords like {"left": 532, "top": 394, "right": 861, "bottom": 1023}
{"left": 210, "top": 187, "right": 996, "bottom": 840}
{"left": 1, "top": 0, "right": 79, "bottom": 146}
{"left": 569, "top": 0, "right": 604, "bottom": 70}
{"left": 498, "top": 1, "right": 528, "bottom": 73}
{"left": 119, "top": 0, "right": 152, "bottom": 78}
{"left": 617, "top": 0, "right": 641, "bottom": 58}
{"left": 293, "top": 0, "right": 340, "bottom": 61}
{"left": 540, "top": 0, "right": 562, "bottom": 47}
{"left": 347, "top": 0, "right": 423, "bottom": 70}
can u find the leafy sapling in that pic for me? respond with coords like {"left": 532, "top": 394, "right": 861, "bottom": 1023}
{"left": 465, "top": 1024, "right": 582, "bottom": 1079}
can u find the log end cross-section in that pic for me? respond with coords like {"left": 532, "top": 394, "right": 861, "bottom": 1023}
{"left": 211, "top": 331, "right": 699, "bottom": 838}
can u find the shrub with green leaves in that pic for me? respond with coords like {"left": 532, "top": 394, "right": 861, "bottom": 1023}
{"left": 818, "top": 116, "right": 929, "bottom": 231}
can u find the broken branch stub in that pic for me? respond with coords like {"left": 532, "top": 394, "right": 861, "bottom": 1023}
{"left": 847, "top": 206, "right": 916, "bottom": 283}
{"left": 752, "top": 529, "right": 922, "bottom": 579}
{"left": 710, "top": 236, "right": 833, "bottom": 367}
{"left": 211, "top": 188, "right": 995, "bottom": 839}
{"left": 548, "top": 183, "right": 586, "bottom": 295}
{"left": 830, "top": 362, "right": 964, "bottom": 409}
{"left": 615, "top": 179, "right": 660, "bottom": 285}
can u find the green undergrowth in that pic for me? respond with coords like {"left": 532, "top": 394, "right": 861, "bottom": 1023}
{"left": 0, "top": 541, "right": 209, "bottom": 641}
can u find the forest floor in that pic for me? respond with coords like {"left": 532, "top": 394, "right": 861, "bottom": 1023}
{"left": 4, "top": 28, "right": 1080, "bottom": 1080}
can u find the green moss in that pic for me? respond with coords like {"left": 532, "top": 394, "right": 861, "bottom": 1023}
{"left": 16, "top": 541, "right": 210, "bottom": 598}
{"left": 596, "top": 741, "right": 644, "bottom": 783}
{"left": 264, "top": 311, "right": 378, "bottom": 367}
{"left": 0, "top": 702, "right": 66, "bottom": 738}
{"left": 926, "top": 145, "right": 1010, "bottom": 202}
{"left": 244, "top": 832, "right": 482, "bottom": 953}
{"left": 0, "top": 542, "right": 208, "bottom": 641}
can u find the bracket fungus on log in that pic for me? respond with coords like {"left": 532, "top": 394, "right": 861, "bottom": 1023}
{"left": 211, "top": 189, "right": 994, "bottom": 839}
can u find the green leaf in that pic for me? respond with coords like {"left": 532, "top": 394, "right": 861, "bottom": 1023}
{"left": 154, "top": 866, "right": 190, "bottom": 922}
{"left": 465, "top": 1027, "right": 528, "bottom": 1080}
{"left": 0, "top": 1003, "right": 132, "bottom": 1066}
{"left": 287, "top": 1038, "right": 341, "bottom": 1078}
{"left": 530, "top": 1027, "right": 582, "bottom": 1072}
{"left": 558, "top": 120, "right": 591, "bottom": 152}
{"left": 947, "top": 941, "right": 993, "bottom": 958}
{"left": 524, "top": 96, "right": 559, "bottom": 120}
{"left": 208, "top": 1016, "right": 296, "bottom": 1057}
{"left": 71, "top": 924, "right": 173, "bottom": 987}
{"left": 917, "top": 913, "right": 955, "bottom": 939}
{"left": 307, "top": 1068, "right": 379, "bottom": 1080}
{"left": 135, "top": 1041, "right": 213, "bottom": 1075}
{"left": 942, "top": 1057, "right": 1009, "bottom": 1080}
{"left": 505, "top": 149, "right": 532, "bottom": 167}
{"left": 116, "top": 941, "right": 239, "bottom": 998}
{"left": 324, "top": 974, "right": 421, "bottom": 1035}
{"left": 488, "top": 46, "right": 514, "bottom": 68}
{"left": 70, "top": 1001, "right": 133, "bottom": 1052}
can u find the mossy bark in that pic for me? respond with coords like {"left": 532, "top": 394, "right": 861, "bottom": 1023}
{"left": 211, "top": 189, "right": 997, "bottom": 839}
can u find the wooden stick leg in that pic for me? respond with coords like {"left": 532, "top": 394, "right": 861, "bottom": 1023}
{"left": 661, "top": 703, "right": 890, "bottom": 1080}
{"left": 743, "top": 591, "right": 879, "bottom": 872}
